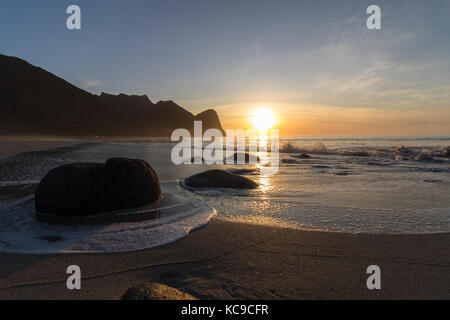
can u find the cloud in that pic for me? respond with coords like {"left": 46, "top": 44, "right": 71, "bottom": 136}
{"left": 81, "top": 79, "right": 103, "bottom": 88}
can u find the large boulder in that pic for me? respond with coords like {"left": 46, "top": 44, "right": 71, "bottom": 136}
{"left": 184, "top": 169, "right": 258, "bottom": 189}
{"left": 35, "top": 158, "right": 161, "bottom": 216}
{"left": 121, "top": 283, "right": 196, "bottom": 300}
{"left": 103, "top": 158, "right": 161, "bottom": 211}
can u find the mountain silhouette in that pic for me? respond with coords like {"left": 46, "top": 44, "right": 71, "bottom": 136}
{"left": 0, "top": 54, "right": 224, "bottom": 137}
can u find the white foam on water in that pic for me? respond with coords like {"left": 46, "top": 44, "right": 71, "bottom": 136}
{"left": 0, "top": 196, "right": 216, "bottom": 254}
{"left": 0, "top": 180, "right": 40, "bottom": 187}
{"left": 1, "top": 140, "right": 449, "bottom": 238}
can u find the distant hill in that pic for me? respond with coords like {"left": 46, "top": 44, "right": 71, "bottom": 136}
{"left": 0, "top": 54, "right": 224, "bottom": 137}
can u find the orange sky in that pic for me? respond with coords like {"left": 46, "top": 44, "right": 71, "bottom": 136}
{"left": 204, "top": 102, "right": 450, "bottom": 136}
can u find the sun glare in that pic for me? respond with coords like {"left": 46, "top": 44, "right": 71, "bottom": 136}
{"left": 250, "top": 109, "right": 277, "bottom": 132}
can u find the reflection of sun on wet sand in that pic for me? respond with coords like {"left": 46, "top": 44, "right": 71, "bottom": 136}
{"left": 0, "top": 140, "right": 449, "bottom": 299}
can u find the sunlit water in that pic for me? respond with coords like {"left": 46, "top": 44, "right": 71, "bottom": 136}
{"left": 1, "top": 136, "right": 450, "bottom": 237}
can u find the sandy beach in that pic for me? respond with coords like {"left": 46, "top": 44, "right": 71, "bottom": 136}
{"left": 0, "top": 220, "right": 449, "bottom": 300}
{"left": 0, "top": 139, "right": 449, "bottom": 300}
{"left": 0, "top": 138, "right": 84, "bottom": 159}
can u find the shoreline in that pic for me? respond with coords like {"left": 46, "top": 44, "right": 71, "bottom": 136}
{"left": 0, "top": 137, "right": 173, "bottom": 159}
{"left": 214, "top": 216, "right": 450, "bottom": 236}
{"left": 0, "top": 139, "right": 449, "bottom": 299}
{"left": 0, "top": 139, "right": 78, "bottom": 158}
{"left": 0, "top": 219, "right": 449, "bottom": 299}
{"left": 1, "top": 139, "right": 449, "bottom": 237}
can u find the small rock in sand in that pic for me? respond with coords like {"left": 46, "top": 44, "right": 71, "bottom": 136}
{"left": 294, "top": 153, "right": 311, "bottom": 159}
{"left": 444, "top": 147, "right": 450, "bottom": 157}
{"left": 344, "top": 151, "right": 369, "bottom": 157}
{"left": 121, "top": 283, "right": 197, "bottom": 300}
{"left": 396, "top": 146, "right": 413, "bottom": 155}
{"left": 393, "top": 155, "right": 408, "bottom": 161}
{"left": 414, "top": 154, "right": 434, "bottom": 162}
{"left": 281, "top": 159, "right": 300, "bottom": 164}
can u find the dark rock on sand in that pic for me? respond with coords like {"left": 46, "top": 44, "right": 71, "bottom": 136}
{"left": 423, "top": 178, "right": 442, "bottom": 183}
{"left": 367, "top": 161, "right": 390, "bottom": 166}
{"left": 396, "top": 146, "right": 413, "bottom": 155}
{"left": 393, "top": 155, "right": 409, "bottom": 161}
{"left": 414, "top": 154, "right": 434, "bottom": 162}
{"left": 344, "top": 151, "right": 369, "bottom": 157}
{"left": 103, "top": 158, "right": 161, "bottom": 211}
{"left": 39, "top": 235, "right": 63, "bottom": 242}
{"left": 184, "top": 170, "right": 258, "bottom": 189}
{"left": 35, "top": 158, "right": 161, "bottom": 216}
{"left": 281, "top": 159, "right": 301, "bottom": 164}
{"left": 444, "top": 147, "right": 450, "bottom": 157}
{"left": 294, "top": 153, "right": 311, "bottom": 159}
{"left": 334, "top": 171, "right": 351, "bottom": 176}
{"left": 121, "top": 282, "right": 196, "bottom": 300}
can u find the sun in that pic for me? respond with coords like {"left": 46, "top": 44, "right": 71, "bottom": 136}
{"left": 250, "top": 109, "right": 277, "bottom": 132}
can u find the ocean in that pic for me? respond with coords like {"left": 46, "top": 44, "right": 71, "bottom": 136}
{"left": 0, "top": 136, "right": 449, "bottom": 253}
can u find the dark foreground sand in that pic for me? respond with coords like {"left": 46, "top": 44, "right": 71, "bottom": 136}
{"left": 0, "top": 220, "right": 449, "bottom": 300}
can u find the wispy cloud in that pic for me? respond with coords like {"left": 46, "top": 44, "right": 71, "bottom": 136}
{"left": 81, "top": 79, "right": 102, "bottom": 88}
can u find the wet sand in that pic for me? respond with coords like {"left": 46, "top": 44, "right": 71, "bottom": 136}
{"left": 0, "top": 139, "right": 449, "bottom": 299}
{"left": 0, "top": 220, "right": 449, "bottom": 300}
{"left": 0, "top": 138, "right": 81, "bottom": 158}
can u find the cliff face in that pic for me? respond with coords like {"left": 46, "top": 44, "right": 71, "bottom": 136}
{"left": 195, "top": 109, "right": 225, "bottom": 134}
{"left": 0, "top": 54, "right": 224, "bottom": 137}
{"left": 0, "top": 55, "right": 110, "bottom": 135}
